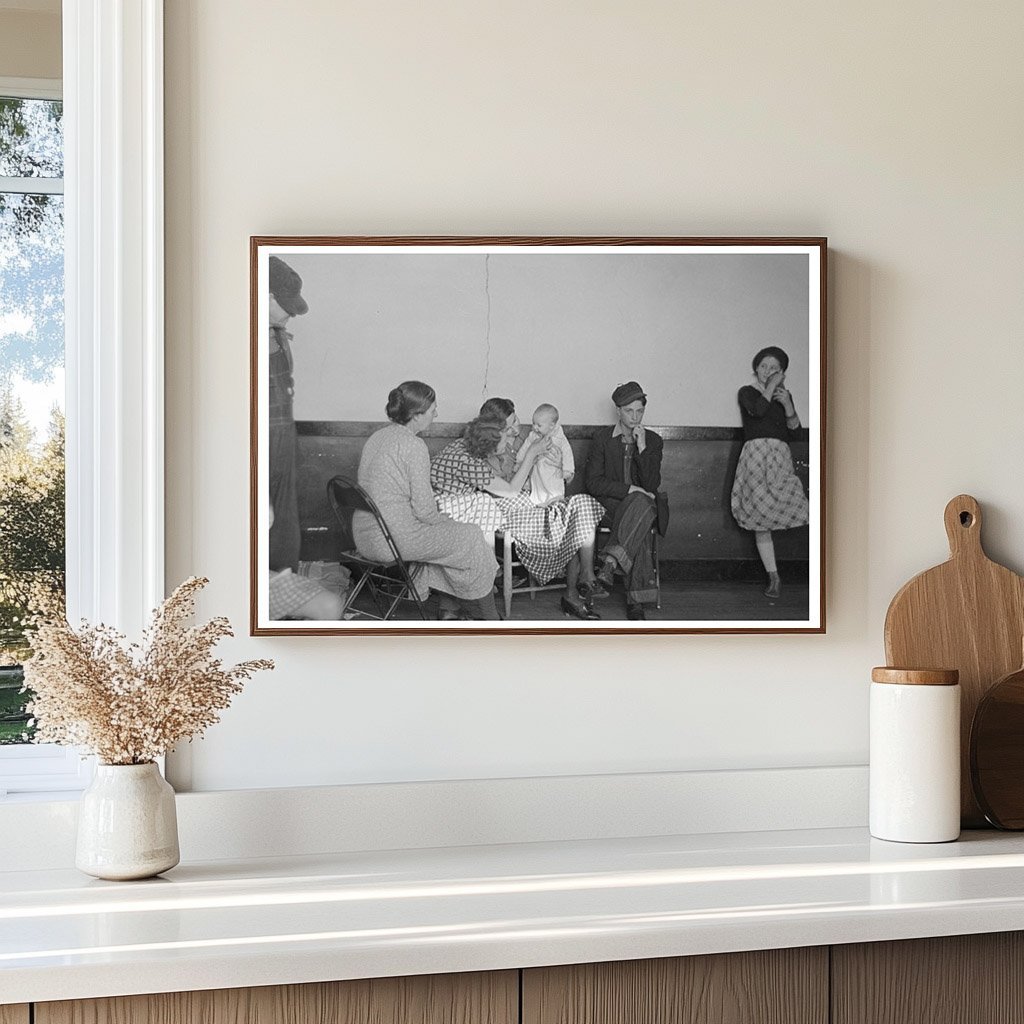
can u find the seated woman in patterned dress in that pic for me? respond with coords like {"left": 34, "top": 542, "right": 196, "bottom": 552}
{"left": 430, "top": 413, "right": 607, "bottom": 621}
{"left": 353, "top": 381, "right": 500, "bottom": 621}
{"left": 431, "top": 402, "right": 536, "bottom": 550}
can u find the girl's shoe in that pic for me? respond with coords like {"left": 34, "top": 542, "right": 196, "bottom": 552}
{"left": 561, "top": 596, "right": 600, "bottom": 621}
{"left": 764, "top": 573, "right": 781, "bottom": 599}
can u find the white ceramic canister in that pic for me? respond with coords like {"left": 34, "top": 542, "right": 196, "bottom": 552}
{"left": 870, "top": 667, "right": 961, "bottom": 843}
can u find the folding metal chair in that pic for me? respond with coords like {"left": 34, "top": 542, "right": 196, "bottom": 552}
{"left": 326, "top": 475, "right": 428, "bottom": 621}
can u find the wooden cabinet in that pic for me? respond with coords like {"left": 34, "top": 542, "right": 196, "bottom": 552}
{"left": 522, "top": 948, "right": 828, "bottom": 1024}
{"left": 18, "top": 933, "right": 1024, "bottom": 1024}
{"left": 35, "top": 972, "right": 518, "bottom": 1024}
{"left": 832, "top": 932, "right": 1024, "bottom": 1024}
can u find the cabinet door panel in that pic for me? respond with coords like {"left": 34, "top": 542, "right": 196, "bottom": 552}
{"left": 833, "top": 933, "right": 1024, "bottom": 1024}
{"left": 523, "top": 949, "right": 827, "bottom": 1024}
{"left": 36, "top": 971, "right": 518, "bottom": 1024}
{"left": 0, "top": 1007, "right": 29, "bottom": 1024}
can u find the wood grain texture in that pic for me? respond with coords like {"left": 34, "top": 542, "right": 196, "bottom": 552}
{"left": 0, "top": 1006, "right": 29, "bottom": 1024}
{"left": 832, "top": 933, "right": 1024, "bottom": 1024}
{"left": 871, "top": 667, "right": 959, "bottom": 686}
{"left": 884, "top": 494, "right": 1024, "bottom": 826}
{"left": 36, "top": 971, "right": 517, "bottom": 1024}
{"left": 522, "top": 949, "right": 828, "bottom": 1024}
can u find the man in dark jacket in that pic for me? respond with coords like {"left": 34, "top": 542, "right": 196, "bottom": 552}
{"left": 585, "top": 381, "right": 664, "bottom": 620}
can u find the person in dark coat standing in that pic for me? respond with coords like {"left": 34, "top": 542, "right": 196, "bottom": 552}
{"left": 268, "top": 256, "right": 309, "bottom": 572}
{"left": 585, "top": 381, "right": 664, "bottom": 620}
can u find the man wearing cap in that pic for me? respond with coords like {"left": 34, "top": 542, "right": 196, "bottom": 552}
{"left": 584, "top": 381, "right": 664, "bottom": 620}
{"left": 268, "top": 256, "right": 309, "bottom": 573}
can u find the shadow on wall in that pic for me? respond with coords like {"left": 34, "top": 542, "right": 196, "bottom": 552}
{"left": 295, "top": 421, "right": 811, "bottom": 581}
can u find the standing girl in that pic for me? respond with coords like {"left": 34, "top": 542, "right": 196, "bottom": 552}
{"left": 730, "top": 346, "right": 809, "bottom": 598}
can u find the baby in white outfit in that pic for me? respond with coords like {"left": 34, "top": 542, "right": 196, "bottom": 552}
{"left": 515, "top": 403, "right": 574, "bottom": 505}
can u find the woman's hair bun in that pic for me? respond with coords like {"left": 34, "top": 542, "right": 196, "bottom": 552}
{"left": 387, "top": 380, "right": 436, "bottom": 424}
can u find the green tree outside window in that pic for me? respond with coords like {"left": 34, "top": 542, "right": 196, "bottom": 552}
{"left": 0, "top": 95, "right": 65, "bottom": 743}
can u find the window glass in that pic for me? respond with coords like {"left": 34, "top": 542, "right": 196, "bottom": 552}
{"left": 0, "top": 97, "right": 65, "bottom": 745}
{"left": 0, "top": 97, "right": 63, "bottom": 178}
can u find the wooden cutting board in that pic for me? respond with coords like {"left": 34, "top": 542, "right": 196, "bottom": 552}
{"left": 884, "top": 494, "right": 1024, "bottom": 827}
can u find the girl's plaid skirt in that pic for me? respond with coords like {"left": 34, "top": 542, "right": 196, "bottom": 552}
{"left": 731, "top": 437, "right": 809, "bottom": 532}
{"left": 497, "top": 493, "right": 605, "bottom": 584}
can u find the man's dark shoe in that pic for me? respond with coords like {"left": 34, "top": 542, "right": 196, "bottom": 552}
{"left": 596, "top": 559, "right": 616, "bottom": 589}
{"left": 626, "top": 603, "right": 647, "bottom": 621}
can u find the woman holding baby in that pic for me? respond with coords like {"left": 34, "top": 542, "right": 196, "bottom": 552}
{"left": 430, "top": 398, "right": 606, "bottom": 620}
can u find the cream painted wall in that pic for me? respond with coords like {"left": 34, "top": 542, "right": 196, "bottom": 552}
{"left": 164, "top": 1, "right": 1024, "bottom": 791}
{"left": 0, "top": 10, "right": 60, "bottom": 79}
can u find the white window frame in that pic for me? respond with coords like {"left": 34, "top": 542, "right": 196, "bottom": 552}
{"left": 0, "top": 1, "right": 164, "bottom": 799}
{"left": 0, "top": 77, "right": 61, "bottom": 101}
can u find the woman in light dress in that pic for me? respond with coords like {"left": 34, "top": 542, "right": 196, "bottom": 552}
{"left": 353, "top": 381, "right": 499, "bottom": 621}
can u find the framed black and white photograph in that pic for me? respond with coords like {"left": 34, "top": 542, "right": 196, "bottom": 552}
{"left": 250, "top": 236, "right": 826, "bottom": 635}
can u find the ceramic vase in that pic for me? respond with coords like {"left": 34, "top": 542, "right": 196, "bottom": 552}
{"left": 869, "top": 667, "right": 961, "bottom": 843}
{"left": 76, "top": 762, "right": 180, "bottom": 880}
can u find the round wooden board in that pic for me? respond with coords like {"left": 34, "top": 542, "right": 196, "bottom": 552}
{"left": 971, "top": 664, "right": 1024, "bottom": 829}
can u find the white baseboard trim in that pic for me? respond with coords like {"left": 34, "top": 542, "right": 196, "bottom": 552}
{"left": 0, "top": 765, "right": 868, "bottom": 872}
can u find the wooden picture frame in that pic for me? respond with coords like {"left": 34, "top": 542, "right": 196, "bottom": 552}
{"left": 251, "top": 236, "right": 826, "bottom": 635}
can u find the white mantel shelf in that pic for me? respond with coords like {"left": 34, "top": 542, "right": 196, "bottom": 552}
{"left": 4, "top": 826, "right": 1024, "bottom": 1004}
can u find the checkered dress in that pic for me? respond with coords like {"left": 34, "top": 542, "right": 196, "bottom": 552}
{"left": 497, "top": 493, "right": 606, "bottom": 584}
{"left": 431, "top": 439, "right": 492, "bottom": 494}
{"left": 431, "top": 438, "right": 604, "bottom": 584}
{"left": 436, "top": 491, "right": 506, "bottom": 534}
{"left": 731, "top": 438, "right": 809, "bottom": 531}
{"left": 431, "top": 440, "right": 507, "bottom": 534}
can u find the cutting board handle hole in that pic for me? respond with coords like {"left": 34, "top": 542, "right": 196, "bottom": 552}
{"left": 943, "top": 495, "right": 982, "bottom": 554}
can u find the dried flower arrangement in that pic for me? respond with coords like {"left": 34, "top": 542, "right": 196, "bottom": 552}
{"left": 22, "top": 577, "right": 273, "bottom": 765}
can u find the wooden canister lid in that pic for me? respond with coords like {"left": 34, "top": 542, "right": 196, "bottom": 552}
{"left": 871, "top": 667, "right": 959, "bottom": 686}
